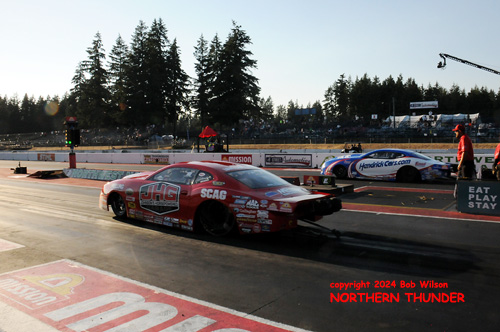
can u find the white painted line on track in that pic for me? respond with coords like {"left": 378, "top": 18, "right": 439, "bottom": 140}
{"left": 342, "top": 208, "right": 500, "bottom": 224}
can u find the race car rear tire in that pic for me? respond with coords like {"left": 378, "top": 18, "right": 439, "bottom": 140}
{"left": 333, "top": 165, "right": 348, "bottom": 179}
{"left": 198, "top": 201, "right": 235, "bottom": 236}
{"left": 396, "top": 166, "right": 421, "bottom": 182}
{"left": 110, "top": 193, "right": 127, "bottom": 218}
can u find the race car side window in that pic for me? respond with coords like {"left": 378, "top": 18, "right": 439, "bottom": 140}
{"left": 365, "top": 152, "right": 375, "bottom": 158}
{"left": 193, "top": 171, "right": 214, "bottom": 184}
{"left": 152, "top": 167, "right": 197, "bottom": 185}
{"left": 368, "top": 152, "right": 386, "bottom": 159}
{"left": 392, "top": 153, "right": 405, "bottom": 159}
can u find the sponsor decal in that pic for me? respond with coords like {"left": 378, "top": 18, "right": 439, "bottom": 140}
{"left": 139, "top": 182, "right": 180, "bottom": 215}
{"left": 200, "top": 188, "right": 227, "bottom": 200}
{"left": 0, "top": 260, "right": 300, "bottom": 332}
{"left": 261, "top": 224, "right": 272, "bottom": 232}
{"left": 233, "top": 199, "right": 247, "bottom": 206}
{"left": 268, "top": 203, "right": 279, "bottom": 211}
{"left": 246, "top": 200, "right": 259, "bottom": 209}
{"left": 237, "top": 217, "right": 257, "bottom": 223}
{"left": 237, "top": 209, "right": 257, "bottom": 215}
{"left": 280, "top": 202, "right": 293, "bottom": 213}
{"left": 236, "top": 213, "right": 256, "bottom": 219}
{"left": 358, "top": 159, "right": 411, "bottom": 172}
{"left": 257, "top": 210, "right": 269, "bottom": 219}
{"left": 232, "top": 195, "right": 251, "bottom": 200}
{"left": 221, "top": 154, "right": 253, "bottom": 165}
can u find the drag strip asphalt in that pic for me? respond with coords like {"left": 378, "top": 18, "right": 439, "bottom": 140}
{"left": 1, "top": 160, "right": 500, "bottom": 331}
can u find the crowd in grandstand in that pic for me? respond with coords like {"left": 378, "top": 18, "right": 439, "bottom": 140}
{"left": 0, "top": 112, "right": 497, "bottom": 150}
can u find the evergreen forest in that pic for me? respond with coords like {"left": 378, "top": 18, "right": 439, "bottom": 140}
{"left": 1, "top": 19, "right": 500, "bottom": 138}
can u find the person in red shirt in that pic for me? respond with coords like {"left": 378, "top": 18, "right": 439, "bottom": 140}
{"left": 493, "top": 142, "right": 500, "bottom": 180}
{"left": 452, "top": 124, "right": 475, "bottom": 179}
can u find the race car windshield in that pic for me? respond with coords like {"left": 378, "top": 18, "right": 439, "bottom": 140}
{"left": 227, "top": 169, "right": 290, "bottom": 189}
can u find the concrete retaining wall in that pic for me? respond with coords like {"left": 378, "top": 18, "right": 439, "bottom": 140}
{"left": 0, "top": 150, "right": 496, "bottom": 171}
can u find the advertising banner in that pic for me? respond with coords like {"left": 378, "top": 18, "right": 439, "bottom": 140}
{"left": 37, "top": 153, "right": 55, "bottom": 161}
{"left": 457, "top": 180, "right": 500, "bottom": 216}
{"left": 265, "top": 154, "right": 312, "bottom": 168}
{"left": 221, "top": 154, "right": 253, "bottom": 165}
{"left": 410, "top": 101, "right": 438, "bottom": 109}
{"left": 144, "top": 154, "right": 170, "bottom": 164}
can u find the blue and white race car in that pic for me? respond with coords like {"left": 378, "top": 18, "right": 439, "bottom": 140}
{"left": 320, "top": 148, "right": 451, "bottom": 182}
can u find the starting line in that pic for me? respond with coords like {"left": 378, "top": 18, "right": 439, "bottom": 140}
{"left": 0, "top": 259, "right": 310, "bottom": 332}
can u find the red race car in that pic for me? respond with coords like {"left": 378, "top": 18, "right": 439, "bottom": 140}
{"left": 99, "top": 160, "right": 341, "bottom": 236}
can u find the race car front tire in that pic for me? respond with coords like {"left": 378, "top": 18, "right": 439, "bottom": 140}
{"left": 110, "top": 193, "right": 127, "bottom": 218}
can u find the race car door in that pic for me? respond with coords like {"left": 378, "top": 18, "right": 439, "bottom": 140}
{"left": 139, "top": 167, "right": 196, "bottom": 221}
{"left": 354, "top": 151, "right": 405, "bottom": 179}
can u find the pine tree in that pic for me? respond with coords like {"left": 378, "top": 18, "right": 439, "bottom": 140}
{"left": 108, "top": 35, "right": 129, "bottom": 125}
{"left": 206, "top": 34, "right": 222, "bottom": 125}
{"left": 145, "top": 18, "right": 170, "bottom": 125}
{"left": 193, "top": 34, "right": 211, "bottom": 126}
{"left": 165, "top": 39, "right": 191, "bottom": 137}
{"left": 323, "top": 74, "right": 351, "bottom": 122}
{"left": 211, "top": 22, "right": 260, "bottom": 128}
{"left": 125, "top": 21, "right": 150, "bottom": 126}
{"left": 20, "top": 94, "right": 36, "bottom": 132}
{"left": 77, "top": 32, "right": 111, "bottom": 128}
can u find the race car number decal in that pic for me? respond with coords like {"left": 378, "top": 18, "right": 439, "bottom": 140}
{"left": 140, "top": 182, "right": 180, "bottom": 215}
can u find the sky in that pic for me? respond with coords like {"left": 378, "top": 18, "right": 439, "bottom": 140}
{"left": 1, "top": 0, "right": 500, "bottom": 109}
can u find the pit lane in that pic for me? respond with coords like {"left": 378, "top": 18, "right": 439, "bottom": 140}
{"left": 1, "top": 161, "right": 500, "bottom": 331}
